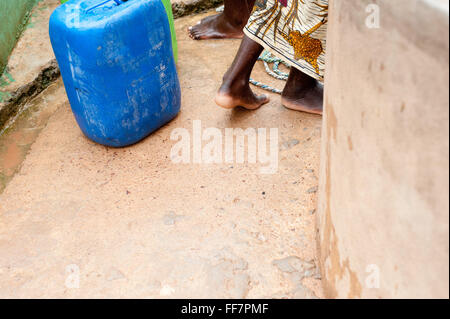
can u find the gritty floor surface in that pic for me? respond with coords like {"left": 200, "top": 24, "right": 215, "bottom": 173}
{"left": 0, "top": 11, "right": 323, "bottom": 298}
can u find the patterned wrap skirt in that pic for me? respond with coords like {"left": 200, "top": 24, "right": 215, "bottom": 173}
{"left": 244, "top": 0, "right": 329, "bottom": 81}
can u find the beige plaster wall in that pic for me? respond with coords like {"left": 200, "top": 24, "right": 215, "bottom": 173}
{"left": 318, "top": 0, "right": 449, "bottom": 299}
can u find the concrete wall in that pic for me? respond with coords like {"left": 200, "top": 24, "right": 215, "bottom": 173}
{"left": 318, "top": 0, "right": 449, "bottom": 298}
{"left": 0, "top": 0, "right": 37, "bottom": 75}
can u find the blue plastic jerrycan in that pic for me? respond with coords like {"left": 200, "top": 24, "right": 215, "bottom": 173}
{"left": 49, "top": 0, "right": 181, "bottom": 147}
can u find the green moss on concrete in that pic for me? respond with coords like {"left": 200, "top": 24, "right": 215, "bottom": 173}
{"left": 0, "top": 0, "right": 39, "bottom": 76}
{"left": 0, "top": 71, "right": 15, "bottom": 88}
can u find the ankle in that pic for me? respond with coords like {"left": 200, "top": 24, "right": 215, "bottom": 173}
{"left": 221, "top": 76, "right": 247, "bottom": 92}
{"left": 282, "top": 77, "right": 317, "bottom": 97}
{"left": 223, "top": 13, "right": 249, "bottom": 29}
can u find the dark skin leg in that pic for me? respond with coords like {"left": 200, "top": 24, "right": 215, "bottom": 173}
{"left": 215, "top": 36, "right": 269, "bottom": 109}
{"left": 216, "top": 36, "right": 324, "bottom": 114}
{"left": 281, "top": 67, "right": 324, "bottom": 115}
{"left": 189, "top": 0, "right": 256, "bottom": 40}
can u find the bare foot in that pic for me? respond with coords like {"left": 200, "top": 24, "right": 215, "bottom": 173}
{"left": 188, "top": 13, "right": 245, "bottom": 40}
{"left": 281, "top": 68, "right": 323, "bottom": 115}
{"left": 215, "top": 35, "right": 267, "bottom": 109}
{"left": 215, "top": 80, "right": 270, "bottom": 110}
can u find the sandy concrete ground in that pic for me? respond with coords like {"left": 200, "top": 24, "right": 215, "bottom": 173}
{"left": 0, "top": 0, "right": 59, "bottom": 95}
{"left": 0, "top": 79, "right": 66, "bottom": 193}
{"left": 0, "top": 0, "right": 60, "bottom": 128}
{"left": 0, "top": 12, "right": 323, "bottom": 298}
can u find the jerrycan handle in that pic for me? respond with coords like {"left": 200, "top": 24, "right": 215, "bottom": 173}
{"left": 86, "top": 0, "right": 129, "bottom": 13}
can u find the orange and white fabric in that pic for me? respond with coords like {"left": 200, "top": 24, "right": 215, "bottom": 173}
{"left": 245, "top": 0, "right": 328, "bottom": 81}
